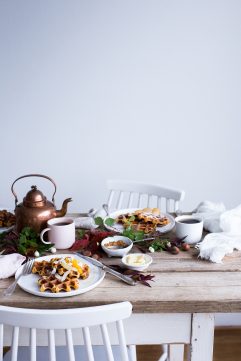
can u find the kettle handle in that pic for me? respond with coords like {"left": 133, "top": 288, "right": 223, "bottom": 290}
{"left": 11, "top": 174, "right": 57, "bottom": 206}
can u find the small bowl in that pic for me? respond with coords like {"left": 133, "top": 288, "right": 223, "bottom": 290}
{"left": 121, "top": 253, "right": 153, "bottom": 271}
{"left": 101, "top": 236, "right": 133, "bottom": 257}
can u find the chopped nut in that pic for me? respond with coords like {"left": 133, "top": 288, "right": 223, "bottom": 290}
{"left": 104, "top": 240, "right": 127, "bottom": 249}
{"left": 83, "top": 250, "right": 92, "bottom": 257}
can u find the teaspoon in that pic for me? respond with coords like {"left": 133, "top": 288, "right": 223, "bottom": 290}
{"left": 102, "top": 204, "right": 109, "bottom": 216}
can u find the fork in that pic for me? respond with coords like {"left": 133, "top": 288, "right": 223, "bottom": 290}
{"left": 4, "top": 259, "right": 34, "bottom": 296}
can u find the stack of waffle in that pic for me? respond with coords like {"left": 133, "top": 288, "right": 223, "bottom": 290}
{"left": 32, "top": 257, "right": 90, "bottom": 293}
{"left": 116, "top": 208, "right": 170, "bottom": 234}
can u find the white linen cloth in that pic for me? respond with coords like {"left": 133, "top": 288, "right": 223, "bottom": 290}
{"left": 73, "top": 217, "right": 98, "bottom": 229}
{"left": 0, "top": 253, "right": 26, "bottom": 279}
{"left": 192, "top": 200, "right": 226, "bottom": 232}
{"left": 194, "top": 201, "right": 241, "bottom": 263}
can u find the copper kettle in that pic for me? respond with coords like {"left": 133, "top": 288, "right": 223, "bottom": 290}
{"left": 11, "top": 174, "right": 72, "bottom": 233}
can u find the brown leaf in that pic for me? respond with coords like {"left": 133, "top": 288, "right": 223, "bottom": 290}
{"left": 109, "top": 265, "right": 155, "bottom": 287}
{"left": 70, "top": 234, "right": 90, "bottom": 251}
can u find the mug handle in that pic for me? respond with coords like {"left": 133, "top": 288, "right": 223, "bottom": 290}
{"left": 40, "top": 228, "right": 51, "bottom": 244}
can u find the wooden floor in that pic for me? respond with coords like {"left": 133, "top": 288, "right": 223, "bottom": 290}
{"left": 137, "top": 328, "right": 241, "bottom": 361}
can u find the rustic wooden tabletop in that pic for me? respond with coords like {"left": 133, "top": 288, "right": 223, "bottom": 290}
{"left": 1, "top": 245, "right": 241, "bottom": 313}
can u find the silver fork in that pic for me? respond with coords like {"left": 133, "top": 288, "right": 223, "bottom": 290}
{"left": 4, "top": 259, "right": 34, "bottom": 296}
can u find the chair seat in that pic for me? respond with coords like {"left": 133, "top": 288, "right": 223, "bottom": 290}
{"left": 4, "top": 345, "right": 132, "bottom": 361}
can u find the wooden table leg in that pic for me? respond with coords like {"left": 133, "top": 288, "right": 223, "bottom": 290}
{"left": 188, "top": 314, "right": 214, "bottom": 361}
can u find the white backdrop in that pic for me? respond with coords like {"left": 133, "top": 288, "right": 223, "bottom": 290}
{"left": 0, "top": 0, "right": 241, "bottom": 213}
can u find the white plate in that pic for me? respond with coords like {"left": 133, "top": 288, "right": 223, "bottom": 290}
{"left": 104, "top": 208, "right": 175, "bottom": 234}
{"left": 0, "top": 225, "right": 14, "bottom": 234}
{"left": 15, "top": 254, "right": 105, "bottom": 298}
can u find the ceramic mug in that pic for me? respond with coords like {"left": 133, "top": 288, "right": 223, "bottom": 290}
{"left": 175, "top": 215, "right": 203, "bottom": 244}
{"left": 40, "top": 217, "right": 75, "bottom": 249}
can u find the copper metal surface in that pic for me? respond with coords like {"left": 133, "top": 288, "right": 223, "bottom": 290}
{"left": 11, "top": 174, "right": 72, "bottom": 233}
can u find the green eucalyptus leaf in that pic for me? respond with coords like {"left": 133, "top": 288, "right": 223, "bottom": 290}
{"left": 18, "top": 245, "right": 26, "bottom": 255}
{"left": 150, "top": 239, "right": 169, "bottom": 252}
{"left": 128, "top": 216, "right": 135, "bottom": 222}
{"left": 17, "top": 226, "right": 54, "bottom": 256}
{"left": 29, "top": 240, "right": 38, "bottom": 247}
{"left": 122, "top": 228, "right": 135, "bottom": 240}
{"left": 94, "top": 217, "right": 104, "bottom": 226}
{"left": 19, "top": 235, "right": 27, "bottom": 243}
{"left": 77, "top": 229, "right": 86, "bottom": 238}
{"left": 105, "top": 218, "right": 115, "bottom": 226}
{"left": 135, "top": 231, "right": 145, "bottom": 241}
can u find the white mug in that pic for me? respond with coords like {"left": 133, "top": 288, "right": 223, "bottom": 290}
{"left": 40, "top": 217, "right": 75, "bottom": 249}
{"left": 175, "top": 215, "right": 203, "bottom": 244}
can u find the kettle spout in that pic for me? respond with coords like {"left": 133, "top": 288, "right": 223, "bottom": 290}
{"left": 55, "top": 198, "right": 72, "bottom": 217}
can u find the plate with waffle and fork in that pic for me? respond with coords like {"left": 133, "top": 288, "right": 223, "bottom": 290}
{"left": 15, "top": 254, "right": 105, "bottom": 298}
{"left": 104, "top": 208, "right": 175, "bottom": 234}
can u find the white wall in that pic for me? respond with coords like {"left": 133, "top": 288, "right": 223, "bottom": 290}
{"left": 0, "top": 0, "right": 241, "bottom": 213}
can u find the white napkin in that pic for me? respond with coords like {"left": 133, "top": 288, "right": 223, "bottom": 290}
{"left": 195, "top": 202, "right": 241, "bottom": 263}
{"left": 0, "top": 253, "right": 26, "bottom": 279}
{"left": 73, "top": 217, "right": 98, "bottom": 229}
{"left": 192, "top": 200, "right": 226, "bottom": 232}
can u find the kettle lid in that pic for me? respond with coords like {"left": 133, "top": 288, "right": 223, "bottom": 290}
{"left": 23, "top": 185, "right": 47, "bottom": 207}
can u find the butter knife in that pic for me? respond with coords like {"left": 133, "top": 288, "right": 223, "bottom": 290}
{"left": 76, "top": 254, "right": 136, "bottom": 286}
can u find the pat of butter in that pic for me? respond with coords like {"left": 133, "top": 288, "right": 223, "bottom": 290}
{"left": 126, "top": 254, "right": 146, "bottom": 266}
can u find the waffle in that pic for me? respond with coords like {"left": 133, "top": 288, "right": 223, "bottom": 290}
{"left": 32, "top": 257, "right": 90, "bottom": 279}
{"left": 129, "top": 221, "right": 157, "bottom": 234}
{"left": 134, "top": 207, "right": 160, "bottom": 217}
{"left": 32, "top": 260, "right": 54, "bottom": 276}
{"left": 116, "top": 208, "right": 170, "bottom": 234}
{"left": 32, "top": 256, "right": 90, "bottom": 293}
{"left": 32, "top": 260, "right": 80, "bottom": 278}
{"left": 0, "top": 209, "right": 15, "bottom": 227}
{"left": 38, "top": 275, "right": 79, "bottom": 293}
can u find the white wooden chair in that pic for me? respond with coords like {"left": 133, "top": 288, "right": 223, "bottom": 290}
{"left": 0, "top": 302, "right": 134, "bottom": 361}
{"left": 106, "top": 180, "right": 185, "bottom": 213}
{"left": 106, "top": 180, "right": 185, "bottom": 361}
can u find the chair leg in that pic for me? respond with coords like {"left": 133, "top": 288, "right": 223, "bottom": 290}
{"left": 128, "top": 345, "right": 137, "bottom": 361}
{"left": 157, "top": 344, "right": 168, "bottom": 361}
{"left": 168, "top": 345, "right": 184, "bottom": 361}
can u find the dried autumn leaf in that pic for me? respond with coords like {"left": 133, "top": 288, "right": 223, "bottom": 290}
{"left": 70, "top": 234, "right": 90, "bottom": 251}
{"left": 140, "top": 280, "right": 152, "bottom": 287}
{"left": 109, "top": 265, "right": 155, "bottom": 287}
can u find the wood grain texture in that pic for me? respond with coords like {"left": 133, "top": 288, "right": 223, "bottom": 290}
{"left": 1, "top": 244, "right": 241, "bottom": 313}
{"left": 213, "top": 327, "right": 241, "bottom": 361}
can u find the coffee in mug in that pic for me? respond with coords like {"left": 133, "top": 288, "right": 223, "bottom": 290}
{"left": 175, "top": 215, "right": 203, "bottom": 244}
{"left": 40, "top": 217, "right": 75, "bottom": 249}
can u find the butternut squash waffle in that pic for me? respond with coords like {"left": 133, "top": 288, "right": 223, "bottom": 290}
{"left": 0, "top": 209, "right": 15, "bottom": 227}
{"left": 116, "top": 207, "right": 170, "bottom": 234}
{"left": 38, "top": 275, "right": 79, "bottom": 293}
{"left": 32, "top": 256, "right": 90, "bottom": 293}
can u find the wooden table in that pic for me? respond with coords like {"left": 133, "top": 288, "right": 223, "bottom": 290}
{"left": 1, "top": 246, "right": 241, "bottom": 361}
